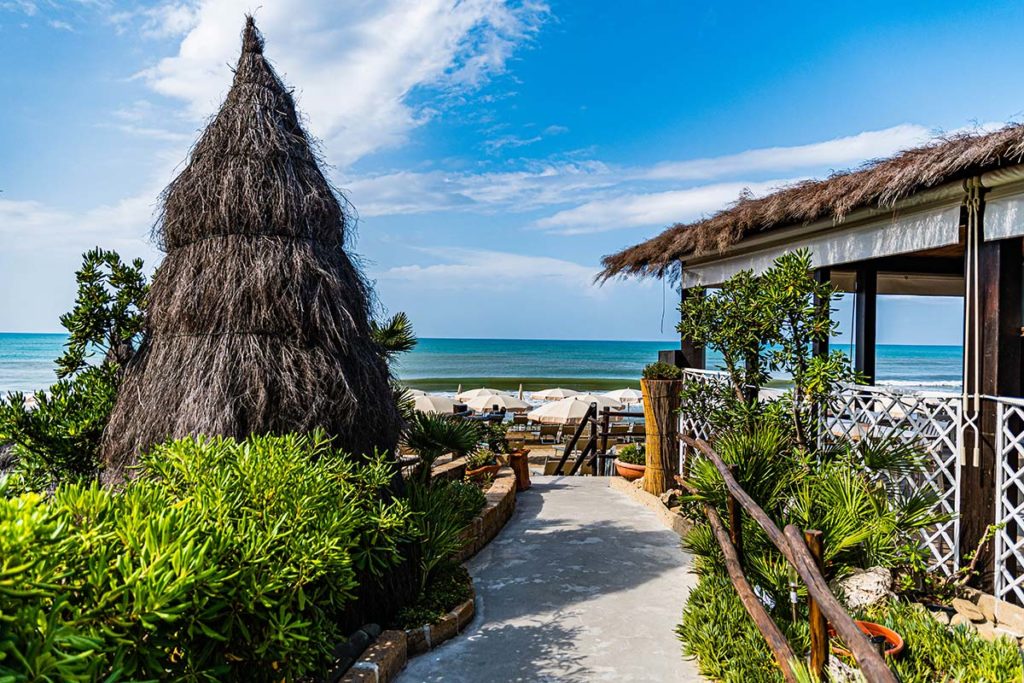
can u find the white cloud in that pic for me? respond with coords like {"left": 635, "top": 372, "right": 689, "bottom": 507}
{"left": 640, "top": 125, "right": 932, "bottom": 181}
{"left": 48, "top": 18, "right": 71, "bottom": 30}
{"left": 343, "top": 124, "right": 940, "bottom": 233}
{"left": 377, "top": 246, "right": 602, "bottom": 295}
{"left": 138, "top": 0, "right": 549, "bottom": 166}
{"left": 534, "top": 180, "right": 790, "bottom": 235}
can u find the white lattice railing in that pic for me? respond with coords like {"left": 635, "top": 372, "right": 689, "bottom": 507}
{"left": 994, "top": 396, "right": 1024, "bottom": 604}
{"left": 825, "top": 387, "right": 962, "bottom": 575}
{"left": 678, "top": 369, "right": 728, "bottom": 474}
{"left": 678, "top": 379, "right": 963, "bottom": 576}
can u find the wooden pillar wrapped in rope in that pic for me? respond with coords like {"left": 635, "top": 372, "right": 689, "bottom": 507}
{"left": 641, "top": 378, "right": 682, "bottom": 495}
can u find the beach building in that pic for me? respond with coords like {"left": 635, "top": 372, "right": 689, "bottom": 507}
{"left": 600, "top": 124, "right": 1024, "bottom": 603}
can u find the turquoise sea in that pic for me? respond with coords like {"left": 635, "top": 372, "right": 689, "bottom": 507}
{"left": 0, "top": 333, "right": 963, "bottom": 395}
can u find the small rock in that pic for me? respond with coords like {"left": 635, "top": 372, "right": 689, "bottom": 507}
{"left": 952, "top": 598, "right": 986, "bottom": 623}
{"left": 929, "top": 609, "right": 951, "bottom": 625}
{"left": 950, "top": 613, "right": 976, "bottom": 629}
{"left": 826, "top": 656, "right": 864, "bottom": 683}
{"left": 974, "top": 621, "right": 1018, "bottom": 643}
{"left": 977, "top": 593, "right": 997, "bottom": 623}
{"left": 835, "top": 567, "right": 894, "bottom": 611}
{"left": 659, "top": 489, "right": 681, "bottom": 507}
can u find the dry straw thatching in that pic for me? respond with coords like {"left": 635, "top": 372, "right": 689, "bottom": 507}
{"left": 101, "top": 17, "right": 401, "bottom": 478}
{"left": 599, "top": 124, "right": 1024, "bottom": 281}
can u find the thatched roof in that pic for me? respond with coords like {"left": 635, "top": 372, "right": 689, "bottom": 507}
{"left": 598, "top": 123, "right": 1024, "bottom": 281}
{"left": 101, "top": 17, "right": 402, "bottom": 478}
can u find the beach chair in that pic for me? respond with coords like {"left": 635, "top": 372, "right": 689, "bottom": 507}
{"left": 539, "top": 424, "right": 559, "bottom": 444}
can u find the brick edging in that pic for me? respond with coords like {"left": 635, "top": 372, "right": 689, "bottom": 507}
{"left": 454, "top": 467, "right": 517, "bottom": 563}
{"left": 338, "top": 469, "right": 517, "bottom": 682}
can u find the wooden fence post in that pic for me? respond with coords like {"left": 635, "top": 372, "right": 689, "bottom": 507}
{"left": 804, "top": 530, "right": 828, "bottom": 679}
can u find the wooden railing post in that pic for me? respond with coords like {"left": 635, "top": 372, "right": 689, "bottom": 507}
{"left": 804, "top": 530, "right": 828, "bottom": 679}
{"left": 727, "top": 464, "right": 743, "bottom": 565}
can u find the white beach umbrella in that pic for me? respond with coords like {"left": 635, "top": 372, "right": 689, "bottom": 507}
{"left": 465, "top": 393, "right": 532, "bottom": 413}
{"left": 572, "top": 393, "right": 625, "bottom": 411}
{"left": 603, "top": 388, "right": 643, "bottom": 405}
{"left": 527, "top": 397, "right": 594, "bottom": 425}
{"left": 456, "top": 387, "right": 512, "bottom": 401}
{"left": 532, "top": 387, "right": 580, "bottom": 401}
{"left": 413, "top": 394, "right": 457, "bottom": 414}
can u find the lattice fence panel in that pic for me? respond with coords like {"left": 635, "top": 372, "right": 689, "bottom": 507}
{"left": 824, "top": 387, "right": 961, "bottom": 575}
{"left": 678, "top": 369, "right": 727, "bottom": 475}
{"left": 995, "top": 401, "right": 1024, "bottom": 605}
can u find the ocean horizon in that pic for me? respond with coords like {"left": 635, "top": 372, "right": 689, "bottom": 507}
{"left": 0, "top": 332, "right": 964, "bottom": 396}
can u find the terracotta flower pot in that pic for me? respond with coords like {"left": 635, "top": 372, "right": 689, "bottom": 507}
{"left": 615, "top": 459, "right": 646, "bottom": 481}
{"left": 828, "top": 620, "right": 905, "bottom": 659}
{"left": 466, "top": 464, "right": 501, "bottom": 481}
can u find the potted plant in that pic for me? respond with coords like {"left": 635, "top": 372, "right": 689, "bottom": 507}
{"left": 614, "top": 443, "right": 646, "bottom": 481}
{"left": 465, "top": 450, "right": 501, "bottom": 481}
{"left": 640, "top": 362, "right": 683, "bottom": 495}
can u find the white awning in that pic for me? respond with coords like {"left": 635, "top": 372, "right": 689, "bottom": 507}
{"left": 682, "top": 201, "right": 963, "bottom": 288}
{"left": 981, "top": 167, "right": 1024, "bottom": 241}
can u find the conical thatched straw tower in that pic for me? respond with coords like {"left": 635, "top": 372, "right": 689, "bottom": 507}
{"left": 101, "top": 17, "right": 401, "bottom": 479}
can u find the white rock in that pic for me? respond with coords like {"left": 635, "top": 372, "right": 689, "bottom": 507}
{"left": 835, "top": 567, "right": 894, "bottom": 611}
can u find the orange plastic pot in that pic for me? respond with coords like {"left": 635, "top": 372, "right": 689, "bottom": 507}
{"left": 828, "top": 620, "right": 904, "bottom": 659}
{"left": 615, "top": 459, "right": 646, "bottom": 481}
{"left": 466, "top": 464, "right": 501, "bottom": 481}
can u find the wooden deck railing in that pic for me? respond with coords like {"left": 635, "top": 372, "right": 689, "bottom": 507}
{"left": 680, "top": 436, "right": 898, "bottom": 683}
{"left": 552, "top": 404, "right": 645, "bottom": 476}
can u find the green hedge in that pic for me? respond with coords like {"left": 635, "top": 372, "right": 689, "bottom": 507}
{"left": 0, "top": 431, "right": 413, "bottom": 682}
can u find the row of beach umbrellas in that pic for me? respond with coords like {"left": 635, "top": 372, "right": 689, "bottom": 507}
{"left": 406, "top": 385, "right": 643, "bottom": 423}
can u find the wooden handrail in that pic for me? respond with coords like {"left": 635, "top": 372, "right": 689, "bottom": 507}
{"left": 677, "top": 476, "right": 798, "bottom": 682}
{"left": 682, "top": 436, "right": 898, "bottom": 683}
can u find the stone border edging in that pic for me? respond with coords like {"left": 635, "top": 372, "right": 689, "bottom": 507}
{"left": 405, "top": 584, "right": 476, "bottom": 655}
{"left": 337, "top": 630, "right": 407, "bottom": 683}
{"left": 454, "top": 467, "right": 517, "bottom": 563}
{"left": 338, "top": 468, "right": 517, "bottom": 682}
{"left": 608, "top": 476, "right": 692, "bottom": 538}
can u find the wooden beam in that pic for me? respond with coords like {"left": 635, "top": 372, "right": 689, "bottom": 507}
{"left": 854, "top": 264, "right": 877, "bottom": 383}
{"left": 960, "top": 234, "right": 1023, "bottom": 585}
{"left": 812, "top": 267, "right": 831, "bottom": 359}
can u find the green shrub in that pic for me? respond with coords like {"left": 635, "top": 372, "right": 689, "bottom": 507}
{"left": 0, "top": 431, "right": 413, "bottom": 682}
{"left": 0, "top": 249, "right": 148, "bottom": 489}
{"left": 616, "top": 442, "right": 645, "bottom": 465}
{"left": 406, "top": 479, "right": 480, "bottom": 591}
{"left": 862, "top": 601, "right": 1022, "bottom": 682}
{"left": 678, "top": 576, "right": 1022, "bottom": 682}
{"left": 444, "top": 478, "right": 487, "bottom": 525}
{"left": 642, "top": 361, "right": 682, "bottom": 380}
{"left": 394, "top": 564, "right": 473, "bottom": 629}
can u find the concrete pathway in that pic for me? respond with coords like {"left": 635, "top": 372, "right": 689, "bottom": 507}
{"left": 398, "top": 476, "right": 702, "bottom": 682}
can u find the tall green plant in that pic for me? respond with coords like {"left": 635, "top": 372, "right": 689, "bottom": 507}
{"left": 0, "top": 249, "right": 148, "bottom": 489}
{"left": 402, "top": 412, "right": 481, "bottom": 485}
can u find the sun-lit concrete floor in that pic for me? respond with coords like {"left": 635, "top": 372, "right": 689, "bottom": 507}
{"left": 397, "top": 476, "right": 703, "bottom": 682}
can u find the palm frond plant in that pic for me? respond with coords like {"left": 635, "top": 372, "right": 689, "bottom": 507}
{"left": 402, "top": 412, "right": 482, "bottom": 485}
{"left": 371, "top": 312, "right": 417, "bottom": 359}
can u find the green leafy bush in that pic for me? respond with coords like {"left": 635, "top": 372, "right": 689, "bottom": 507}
{"left": 394, "top": 564, "right": 473, "bottom": 629}
{"left": 406, "top": 479, "right": 482, "bottom": 591}
{"left": 642, "top": 361, "right": 682, "bottom": 380}
{"left": 0, "top": 249, "right": 148, "bottom": 489}
{"left": 0, "top": 431, "right": 413, "bottom": 682}
{"left": 678, "top": 576, "right": 1022, "bottom": 682}
{"left": 616, "top": 442, "right": 645, "bottom": 465}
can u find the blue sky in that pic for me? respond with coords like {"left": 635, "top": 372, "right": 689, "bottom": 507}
{"left": 0, "top": 1, "right": 1018, "bottom": 343}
